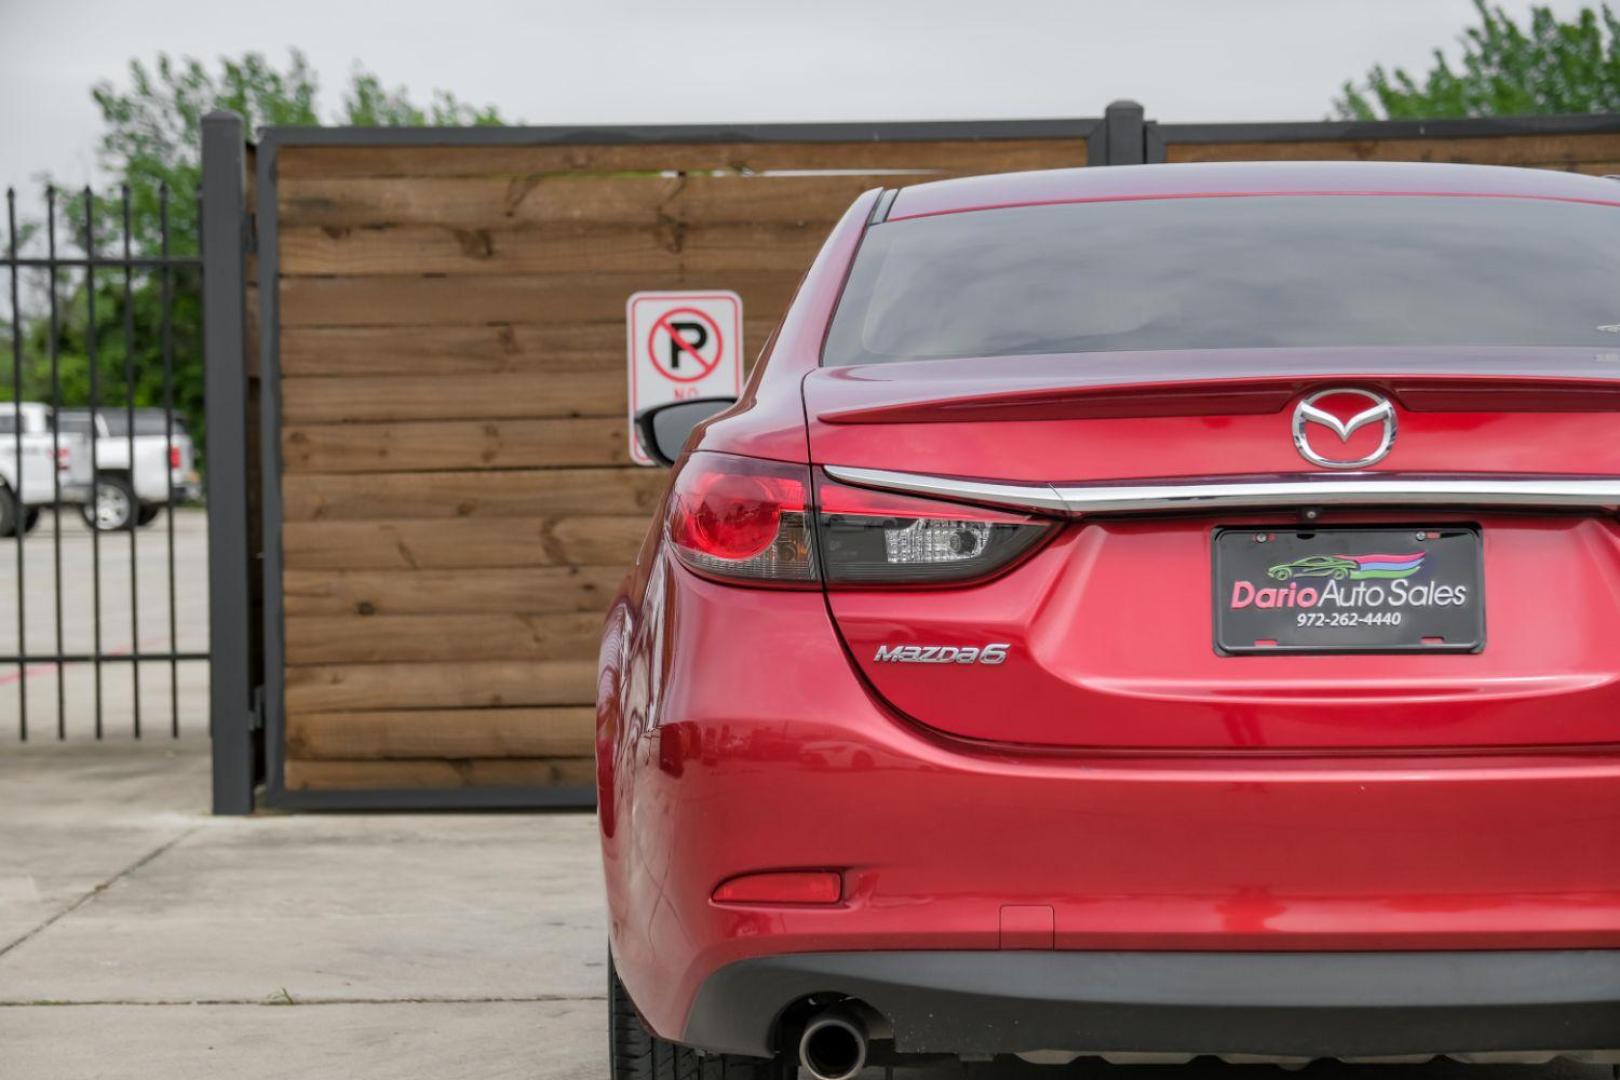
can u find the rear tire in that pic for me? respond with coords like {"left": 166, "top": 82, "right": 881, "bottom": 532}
{"left": 81, "top": 476, "right": 137, "bottom": 532}
{"left": 136, "top": 504, "right": 161, "bottom": 527}
{"left": 609, "top": 954, "right": 791, "bottom": 1080}
{"left": 0, "top": 487, "right": 17, "bottom": 537}
{"left": 21, "top": 507, "right": 41, "bottom": 534}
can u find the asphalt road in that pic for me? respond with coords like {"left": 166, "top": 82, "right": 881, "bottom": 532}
{"left": 0, "top": 506, "right": 209, "bottom": 741}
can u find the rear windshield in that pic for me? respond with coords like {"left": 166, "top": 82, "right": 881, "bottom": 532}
{"left": 108, "top": 412, "right": 187, "bottom": 437}
{"left": 59, "top": 411, "right": 188, "bottom": 437}
{"left": 822, "top": 195, "right": 1620, "bottom": 365}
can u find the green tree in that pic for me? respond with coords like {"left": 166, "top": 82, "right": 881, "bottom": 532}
{"left": 2, "top": 50, "right": 507, "bottom": 465}
{"left": 1336, "top": 1, "right": 1620, "bottom": 119}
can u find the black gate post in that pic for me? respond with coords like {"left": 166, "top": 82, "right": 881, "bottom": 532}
{"left": 201, "top": 111, "right": 256, "bottom": 814}
{"left": 1089, "top": 99, "right": 1152, "bottom": 166}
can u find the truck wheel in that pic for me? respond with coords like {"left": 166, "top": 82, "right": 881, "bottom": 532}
{"left": 0, "top": 487, "right": 16, "bottom": 537}
{"left": 21, "top": 508, "right": 41, "bottom": 534}
{"left": 609, "top": 953, "right": 791, "bottom": 1080}
{"left": 82, "top": 476, "right": 138, "bottom": 532}
{"left": 136, "top": 504, "right": 161, "bottom": 527}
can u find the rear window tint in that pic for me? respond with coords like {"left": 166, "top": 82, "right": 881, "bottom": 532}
{"left": 822, "top": 195, "right": 1620, "bottom": 365}
{"left": 109, "top": 412, "right": 187, "bottom": 437}
{"left": 62, "top": 411, "right": 188, "bottom": 437}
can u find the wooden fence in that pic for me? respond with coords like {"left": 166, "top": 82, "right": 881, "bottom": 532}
{"left": 232, "top": 106, "right": 1620, "bottom": 810}
{"left": 250, "top": 122, "right": 1097, "bottom": 807}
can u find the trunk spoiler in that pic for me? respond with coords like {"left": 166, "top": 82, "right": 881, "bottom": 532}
{"left": 823, "top": 466, "right": 1620, "bottom": 517}
{"left": 811, "top": 351, "right": 1620, "bottom": 425}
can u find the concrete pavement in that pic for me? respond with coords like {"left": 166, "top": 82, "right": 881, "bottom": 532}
{"left": 0, "top": 739, "right": 607, "bottom": 1079}
{"left": 1, "top": 741, "right": 1614, "bottom": 1080}
{"left": 0, "top": 507, "right": 210, "bottom": 741}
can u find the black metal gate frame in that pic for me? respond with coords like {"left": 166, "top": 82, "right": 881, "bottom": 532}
{"left": 4, "top": 180, "right": 206, "bottom": 743}
{"left": 217, "top": 102, "right": 1620, "bottom": 813}
{"left": 201, "top": 114, "right": 256, "bottom": 814}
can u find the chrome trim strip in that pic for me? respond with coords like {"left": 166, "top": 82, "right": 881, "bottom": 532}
{"left": 824, "top": 466, "right": 1071, "bottom": 513}
{"left": 822, "top": 465, "right": 1620, "bottom": 516}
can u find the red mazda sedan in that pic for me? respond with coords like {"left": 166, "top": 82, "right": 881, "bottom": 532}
{"left": 598, "top": 161, "right": 1620, "bottom": 1079}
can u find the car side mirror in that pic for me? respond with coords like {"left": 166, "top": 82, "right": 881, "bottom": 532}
{"left": 634, "top": 397, "right": 737, "bottom": 468}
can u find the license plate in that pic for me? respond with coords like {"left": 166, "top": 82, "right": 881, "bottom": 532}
{"left": 1213, "top": 527, "right": 1484, "bottom": 655}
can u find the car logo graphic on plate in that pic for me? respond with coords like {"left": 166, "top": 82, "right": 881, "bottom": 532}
{"left": 1291, "top": 388, "right": 1397, "bottom": 469}
{"left": 1266, "top": 551, "right": 1425, "bottom": 581}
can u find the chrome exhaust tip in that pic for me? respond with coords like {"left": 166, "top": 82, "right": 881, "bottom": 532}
{"left": 798, "top": 1010, "right": 868, "bottom": 1080}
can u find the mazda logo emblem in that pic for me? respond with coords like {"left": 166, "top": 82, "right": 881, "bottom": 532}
{"left": 1291, "top": 388, "right": 1397, "bottom": 469}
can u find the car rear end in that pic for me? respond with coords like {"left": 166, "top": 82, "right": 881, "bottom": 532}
{"left": 154, "top": 415, "right": 200, "bottom": 504}
{"left": 598, "top": 164, "right": 1620, "bottom": 1072}
{"left": 119, "top": 411, "right": 200, "bottom": 505}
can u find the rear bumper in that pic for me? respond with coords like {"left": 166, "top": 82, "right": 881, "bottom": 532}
{"left": 141, "top": 474, "right": 200, "bottom": 504}
{"left": 684, "top": 949, "right": 1620, "bottom": 1060}
{"left": 599, "top": 565, "right": 1620, "bottom": 1051}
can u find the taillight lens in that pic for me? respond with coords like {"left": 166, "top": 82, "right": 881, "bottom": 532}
{"left": 667, "top": 453, "right": 816, "bottom": 584}
{"left": 168, "top": 446, "right": 181, "bottom": 469}
{"left": 815, "top": 472, "right": 1052, "bottom": 586}
{"left": 666, "top": 455, "right": 1054, "bottom": 588}
{"left": 55, "top": 447, "right": 70, "bottom": 471}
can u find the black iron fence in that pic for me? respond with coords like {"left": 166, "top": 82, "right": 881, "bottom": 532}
{"left": 2, "top": 183, "right": 208, "bottom": 742}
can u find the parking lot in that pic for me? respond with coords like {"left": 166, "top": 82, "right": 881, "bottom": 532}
{"left": 0, "top": 507, "right": 209, "bottom": 740}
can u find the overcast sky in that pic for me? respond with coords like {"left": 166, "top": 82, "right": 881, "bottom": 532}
{"left": 0, "top": 0, "right": 1599, "bottom": 194}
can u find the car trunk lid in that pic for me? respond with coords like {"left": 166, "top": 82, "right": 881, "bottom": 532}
{"left": 806, "top": 348, "right": 1620, "bottom": 751}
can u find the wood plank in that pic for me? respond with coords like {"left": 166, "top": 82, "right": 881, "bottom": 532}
{"left": 284, "top": 659, "right": 596, "bottom": 711}
{"left": 244, "top": 283, "right": 261, "bottom": 376}
{"left": 285, "top": 611, "right": 604, "bottom": 664}
{"left": 282, "top": 418, "right": 633, "bottom": 469}
{"left": 282, "top": 469, "right": 666, "bottom": 517}
{"left": 282, "top": 516, "right": 647, "bottom": 570}
{"left": 276, "top": 139, "right": 1086, "bottom": 179}
{"left": 277, "top": 174, "right": 879, "bottom": 230}
{"left": 1164, "top": 132, "right": 1620, "bottom": 167}
{"left": 278, "top": 270, "right": 802, "bottom": 327}
{"left": 281, "top": 221, "right": 826, "bottom": 276}
{"left": 285, "top": 707, "right": 596, "bottom": 759}
{"left": 280, "top": 373, "right": 625, "bottom": 424}
{"left": 280, "top": 320, "right": 779, "bottom": 376}
{"left": 283, "top": 756, "right": 596, "bottom": 791}
{"left": 283, "top": 566, "right": 626, "bottom": 616}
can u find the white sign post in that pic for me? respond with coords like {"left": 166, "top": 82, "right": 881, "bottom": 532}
{"left": 625, "top": 291, "right": 743, "bottom": 465}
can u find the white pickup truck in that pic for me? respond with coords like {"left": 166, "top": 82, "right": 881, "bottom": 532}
{"left": 0, "top": 403, "right": 92, "bottom": 536}
{"left": 56, "top": 409, "right": 202, "bottom": 531}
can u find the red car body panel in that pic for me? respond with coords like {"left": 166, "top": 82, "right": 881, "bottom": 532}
{"left": 597, "top": 162, "right": 1620, "bottom": 1053}
{"left": 829, "top": 511, "right": 1620, "bottom": 751}
{"left": 600, "top": 564, "right": 1620, "bottom": 1043}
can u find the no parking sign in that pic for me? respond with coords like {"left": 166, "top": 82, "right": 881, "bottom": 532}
{"left": 626, "top": 291, "right": 743, "bottom": 465}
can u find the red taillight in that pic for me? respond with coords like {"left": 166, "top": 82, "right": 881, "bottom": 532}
{"left": 55, "top": 447, "right": 70, "bottom": 471}
{"left": 712, "top": 870, "right": 842, "bottom": 906}
{"left": 814, "top": 471, "right": 1053, "bottom": 586}
{"left": 667, "top": 453, "right": 816, "bottom": 585}
{"left": 666, "top": 455, "right": 1055, "bottom": 588}
{"left": 168, "top": 446, "right": 181, "bottom": 469}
